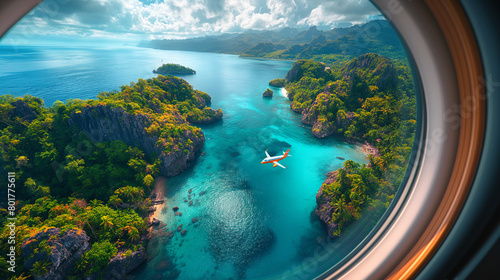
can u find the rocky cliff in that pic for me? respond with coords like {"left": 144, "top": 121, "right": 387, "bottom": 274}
{"left": 342, "top": 53, "right": 398, "bottom": 92}
{"left": 9, "top": 100, "right": 38, "bottom": 122}
{"left": 263, "top": 88, "right": 273, "bottom": 98}
{"left": 21, "top": 227, "right": 148, "bottom": 280}
{"left": 104, "top": 249, "right": 147, "bottom": 280}
{"left": 315, "top": 171, "right": 339, "bottom": 238}
{"left": 68, "top": 105, "right": 204, "bottom": 177}
{"left": 287, "top": 53, "right": 397, "bottom": 140}
{"left": 300, "top": 87, "right": 355, "bottom": 139}
{"left": 186, "top": 108, "right": 223, "bottom": 124}
{"left": 284, "top": 59, "right": 308, "bottom": 84}
{"left": 22, "top": 228, "right": 90, "bottom": 280}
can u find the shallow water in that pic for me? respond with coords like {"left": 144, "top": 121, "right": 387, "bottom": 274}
{"left": 0, "top": 45, "right": 368, "bottom": 279}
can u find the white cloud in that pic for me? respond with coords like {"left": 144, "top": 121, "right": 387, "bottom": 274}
{"left": 5, "top": 0, "right": 381, "bottom": 41}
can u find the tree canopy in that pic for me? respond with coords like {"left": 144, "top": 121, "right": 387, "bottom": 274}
{"left": 153, "top": 63, "right": 196, "bottom": 75}
{"left": 282, "top": 53, "right": 416, "bottom": 236}
{"left": 0, "top": 75, "right": 221, "bottom": 279}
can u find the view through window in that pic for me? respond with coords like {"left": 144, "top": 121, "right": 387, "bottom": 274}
{"left": 0, "top": 1, "right": 416, "bottom": 279}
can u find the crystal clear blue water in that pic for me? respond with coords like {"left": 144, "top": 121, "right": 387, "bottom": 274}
{"left": 0, "top": 45, "right": 369, "bottom": 279}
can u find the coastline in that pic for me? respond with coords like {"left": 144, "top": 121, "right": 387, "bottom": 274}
{"left": 280, "top": 87, "right": 288, "bottom": 98}
{"left": 359, "top": 141, "right": 380, "bottom": 158}
{"left": 149, "top": 176, "right": 167, "bottom": 223}
{"left": 238, "top": 54, "right": 297, "bottom": 62}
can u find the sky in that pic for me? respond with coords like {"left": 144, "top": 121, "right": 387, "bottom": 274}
{"left": 2, "top": 0, "right": 382, "bottom": 45}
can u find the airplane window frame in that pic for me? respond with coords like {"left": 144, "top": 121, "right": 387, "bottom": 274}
{"left": 321, "top": 0, "right": 487, "bottom": 279}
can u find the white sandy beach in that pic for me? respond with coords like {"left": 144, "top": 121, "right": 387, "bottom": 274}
{"left": 280, "top": 87, "right": 288, "bottom": 98}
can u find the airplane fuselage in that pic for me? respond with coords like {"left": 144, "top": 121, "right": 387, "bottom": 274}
{"left": 261, "top": 155, "right": 286, "bottom": 164}
{"left": 261, "top": 149, "right": 290, "bottom": 168}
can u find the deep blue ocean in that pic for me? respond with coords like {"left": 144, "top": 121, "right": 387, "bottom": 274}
{"left": 0, "top": 45, "right": 369, "bottom": 279}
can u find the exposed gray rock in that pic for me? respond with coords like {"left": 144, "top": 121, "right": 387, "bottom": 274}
{"left": 312, "top": 120, "right": 334, "bottom": 138}
{"left": 104, "top": 250, "right": 147, "bottom": 280}
{"left": 68, "top": 105, "right": 204, "bottom": 176}
{"left": 284, "top": 59, "right": 308, "bottom": 83}
{"left": 10, "top": 100, "right": 38, "bottom": 122}
{"left": 121, "top": 203, "right": 130, "bottom": 209}
{"left": 262, "top": 88, "right": 273, "bottom": 98}
{"left": 22, "top": 228, "right": 90, "bottom": 280}
{"left": 315, "top": 171, "right": 339, "bottom": 238}
{"left": 300, "top": 90, "right": 356, "bottom": 139}
{"left": 342, "top": 53, "right": 398, "bottom": 92}
{"left": 337, "top": 111, "right": 355, "bottom": 129}
{"left": 151, "top": 218, "right": 161, "bottom": 227}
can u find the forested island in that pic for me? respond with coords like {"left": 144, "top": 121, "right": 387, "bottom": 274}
{"left": 273, "top": 53, "right": 416, "bottom": 237}
{"left": 140, "top": 20, "right": 407, "bottom": 66}
{"left": 0, "top": 75, "right": 222, "bottom": 279}
{"left": 153, "top": 63, "right": 196, "bottom": 75}
{"left": 262, "top": 88, "right": 273, "bottom": 98}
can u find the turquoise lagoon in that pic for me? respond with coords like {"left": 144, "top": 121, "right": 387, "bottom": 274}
{"left": 0, "top": 45, "right": 369, "bottom": 279}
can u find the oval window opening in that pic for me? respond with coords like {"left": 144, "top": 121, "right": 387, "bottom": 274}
{"left": 0, "top": 1, "right": 418, "bottom": 279}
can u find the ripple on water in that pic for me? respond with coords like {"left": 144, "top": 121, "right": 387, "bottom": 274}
{"left": 208, "top": 189, "right": 276, "bottom": 279}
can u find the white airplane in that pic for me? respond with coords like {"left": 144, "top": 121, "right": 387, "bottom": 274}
{"left": 261, "top": 149, "right": 291, "bottom": 169}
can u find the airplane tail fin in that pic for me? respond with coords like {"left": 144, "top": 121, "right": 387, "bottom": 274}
{"left": 284, "top": 149, "right": 291, "bottom": 157}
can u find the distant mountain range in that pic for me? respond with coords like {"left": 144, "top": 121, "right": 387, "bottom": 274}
{"left": 139, "top": 20, "right": 408, "bottom": 65}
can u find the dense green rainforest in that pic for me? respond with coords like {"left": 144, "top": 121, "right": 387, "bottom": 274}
{"left": 0, "top": 75, "right": 222, "bottom": 279}
{"left": 275, "top": 54, "right": 416, "bottom": 237}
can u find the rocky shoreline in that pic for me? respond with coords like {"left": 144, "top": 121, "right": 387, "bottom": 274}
{"left": 361, "top": 142, "right": 380, "bottom": 158}
{"left": 315, "top": 141, "right": 380, "bottom": 239}
{"left": 315, "top": 171, "right": 339, "bottom": 238}
{"left": 20, "top": 177, "right": 169, "bottom": 280}
{"left": 148, "top": 177, "right": 167, "bottom": 225}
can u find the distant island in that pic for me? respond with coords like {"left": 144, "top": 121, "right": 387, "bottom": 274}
{"left": 153, "top": 63, "right": 196, "bottom": 75}
{"left": 140, "top": 20, "right": 408, "bottom": 66}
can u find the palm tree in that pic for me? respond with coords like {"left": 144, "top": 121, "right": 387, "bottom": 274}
{"left": 108, "top": 195, "right": 123, "bottom": 210}
{"left": 149, "top": 159, "right": 161, "bottom": 177}
{"left": 332, "top": 195, "right": 350, "bottom": 226}
{"left": 131, "top": 187, "right": 145, "bottom": 204}
{"left": 31, "top": 260, "right": 51, "bottom": 277}
{"left": 100, "top": 215, "right": 114, "bottom": 233}
{"left": 126, "top": 147, "right": 145, "bottom": 159}
{"left": 332, "top": 197, "right": 345, "bottom": 217}
{"left": 122, "top": 186, "right": 133, "bottom": 201}
{"left": 74, "top": 254, "right": 89, "bottom": 274}
{"left": 343, "top": 160, "right": 360, "bottom": 174}
{"left": 13, "top": 273, "right": 30, "bottom": 280}
{"left": 89, "top": 199, "right": 103, "bottom": 208}
{"left": 85, "top": 220, "right": 99, "bottom": 241}
{"left": 129, "top": 226, "right": 140, "bottom": 242}
{"left": 121, "top": 225, "right": 132, "bottom": 236}
{"left": 123, "top": 186, "right": 144, "bottom": 204}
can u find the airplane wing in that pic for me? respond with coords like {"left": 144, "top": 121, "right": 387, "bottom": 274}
{"left": 265, "top": 149, "right": 270, "bottom": 158}
{"left": 273, "top": 161, "right": 286, "bottom": 169}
